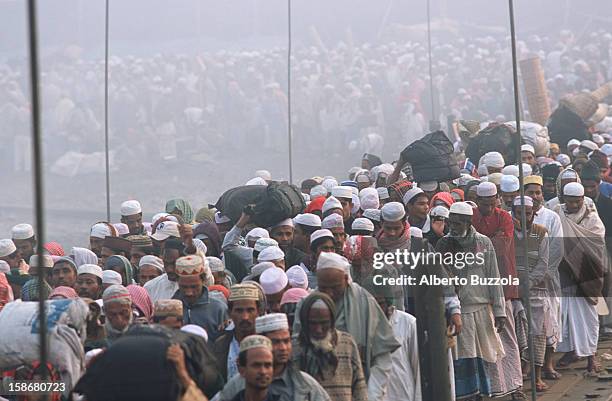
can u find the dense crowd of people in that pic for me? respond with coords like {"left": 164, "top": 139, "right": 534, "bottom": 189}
{"left": 1, "top": 26, "right": 612, "bottom": 401}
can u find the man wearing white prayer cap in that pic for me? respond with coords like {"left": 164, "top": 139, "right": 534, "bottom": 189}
{"left": 255, "top": 169, "right": 272, "bottom": 183}
{"left": 352, "top": 217, "right": 374, "bottom": 235}
{"left": 521, "top": 144, "right": 537, "bottom": 172}
{"left": 418, "top": 181, "right": 439, "bottom": 199}
{"left": 89, "top": 222, "right": 116, "bottom": 258}
{"left": 260, "top": 267, "right": 289, "bottom": 313}
{"left": 567, "top": 139, "right": 581, "bottom": 154}
{"left": 437, "top": 201, "right": 507, "bottom": 400}
{"left": 376, "top": 187, "right": 390, "bottom": 206}
{"left": 362, "top": 208, "right": 381, "bottom": 227}
{"left": 310, "top": 185, "right": 328, "bottom": 199}
{"left": 322, "top": 214, "right": 347, "bottom": 255}
{"left": 554, "top": 180, "right": 606, "bottom": 374}
{"left": 322, "top": 196, "right": 343, "bottom": 218}
{"left": 360, "top": 193, "right": 379, "bottom": 212}
{"left": 215, "top": 212, "right": 233, "bottom": 239}
{"left": 579, "top": 140, "right": 598, "bottom": 154}
{"left": 218, "top": 312, "right": 330, "bottom": 401}
{"left": 293, "top": 214, "right": 321, "bottom": 254}
{"left": 246, "top": 177, "right": 268, "bottom": 186}
{"left": 292, "top": 251, "right": 400, "bottom": 401}
{"left": 102, "top": 269, "right": 123, "bottom": 291}
{"left": 474, "top": 180, "right": 524, "bottom": 398}
{"left": 11, "top": 223, "right": 36, "bottom": 264}
{"left": 268, "top": 218, "right": 305, "bottom": 271}
{"left": 120, "top": 200, "right": 145, "bottom": 236}
{"left": 286, "top": 265, "right": 308, "bottom": 289}
{"left": 482, "top": 151, "right": 505, "bottom": 174}
{"left": 257, "top": 246, "right": 286, "bottom": 270}
{"left": 76, "top": 264, "right": 104, "bottom": 299}
{"left": 500, "top": 175, "right": 520, "bottom": 210}
{"left": 331, "top": 186, "right": 356, "bottom": 235}
{"left": 402, "top": 187, "right": 430, "bottom": 232}
{"left": 138, "top": 255, "right": 164, "bottom": 286}
{"left": 502, "top": 165, "right": 520, "bottom": 177}
{"left": 322, "top": 178, "right": 339, "bottom": 194}
{"left": 246, "top": 228, "right": 269, "bottom": 248}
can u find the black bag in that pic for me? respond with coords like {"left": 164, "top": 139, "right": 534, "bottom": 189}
{"left": 400, "top": 130, "right": 460, "bottom": 182}
{"left": 215, "top": 182, "right": 305, "bottom": 227}
{"left": 464, "top": 123, "right": 520, "bottom": 165}
{"left": 547, "top": 105, "right": 589, "bottom": 152}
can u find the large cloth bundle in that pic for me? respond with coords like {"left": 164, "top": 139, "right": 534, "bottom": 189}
{"left": 464, "top": 123, "right": 520, "bottom": 165}
{"left": 0, "top": 299, "right": 89, "bottom": 391}
{"left": 505, "top": 121, "right": 550, "bottom": 157}
{"left": 400, "top": 130, "right": 460, "bottom": 182}
{"left": 215, "top": 181, "right": 305, "bottom": 227}
{"left": 547, "top": 105, "right": 590, "bottom": 151}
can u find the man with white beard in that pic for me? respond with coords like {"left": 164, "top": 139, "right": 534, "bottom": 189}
{"left": 292, "top": 291, "right": 368, "bottom": 401}
{"left": 102, "top": 284, "right": 133, "bottom": 343}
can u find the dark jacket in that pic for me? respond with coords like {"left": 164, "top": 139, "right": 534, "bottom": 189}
{"left": 213, "top": 329, "right": 235, "bottom": 382}
{"left": 173, "top": 287, "right": 228, "bottom": 342}
{"left": 284, "top": 246, "right": 306, "bottom": 268}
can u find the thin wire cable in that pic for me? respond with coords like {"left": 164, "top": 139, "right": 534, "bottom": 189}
{"left": 508, "top": 1, "right": 536, "bottom": 400}
{"left": 426, "top": 0, "right": 436, "bottom": 124}
{"left": 287, "top": 0, "right": 293, "bottom": 184}
{"left": 104, "top": 0, "right": 111, "bottom": 221}
{"left": 26, "top": 0, "right": 49, "bottom": 386}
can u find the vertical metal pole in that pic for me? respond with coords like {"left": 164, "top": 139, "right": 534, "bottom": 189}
{"left": 508, "top": 1, "right": 536, "bottom": 400}
{"left": 26, "top": 0, "right": 48, "bottom": 384}
{"left": 426, "top": 0, "right": 436, "bottom": 128}
{"left": 104, "top": 0, "right": 111, "bottom": 221}
{"left": 287, "top": 0, "right": 293, "bottom": 184}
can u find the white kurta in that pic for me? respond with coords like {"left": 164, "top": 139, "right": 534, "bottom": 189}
{"left": 557, "top": 297, "right": 599, "bottom": 356}
{"left": 384, "top": 309, "right": 422, "bottom": 401}
{"left": 143, "top": 273, "right": 178, "bottom": 303}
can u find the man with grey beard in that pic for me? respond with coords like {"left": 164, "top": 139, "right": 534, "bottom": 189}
{"left": 436, "top": 202, "right": 506, "bottom": 401}
{"left": 293, "top": 292, "right": 367, "bottom": 401}
{"left": 102, "top": 284, "right": 134, "bottom": 343}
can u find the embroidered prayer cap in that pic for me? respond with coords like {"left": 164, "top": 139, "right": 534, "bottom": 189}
{"left": 255, "top": 313, "right": 289, "bottom": 334}
{"left": 154, "top": 299, "right": 183, "bottom": 317}
{"left": 139, "top": 255, "right": 164, "bottom": 273}
{"left": 239, "top": 334, "right": 273, "bottom": 353}
{"left": 523, "top": 175, "right": 543, "bottom": 186}
{"left": 377, "top": 187, "right": 390, "bottom": 200}
{"left": 229, "top": 283, "right": 261, "bottom": 302}
{"left": 430, "top": 205, "right": 450, "bottom": 219}
{"left": 175, "top": 255, "right": 205, "bottom": 276}
{"left": 331, "top": 186, "right": 353, "bottom": 200}
{"left": 362, "top": 209, "right": 381, "bottom": 222}
{"left": 206, "top": 257, "right": 224, "bottom": 273}
{"left": 29, "top": 254, "right": 54, "bottom": 268}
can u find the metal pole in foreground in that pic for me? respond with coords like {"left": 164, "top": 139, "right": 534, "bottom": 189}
{"left": 426, "top": 0, "right": 437, "bottom": 130}
{"left": 287, "top": 0, "right": 294, "bottom": 184}
{"left": 508, "top": 1, "right": 537, "bottom": 400}
{"left": 26, "top": 0, "right": 49, "bottom": 387}
{"left": 104, "top": 0, "right": 111, "bottom": 221}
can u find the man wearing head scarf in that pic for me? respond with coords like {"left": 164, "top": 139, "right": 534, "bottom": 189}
{"left": 214, "top": 283, "right": 265, "bottom": 382}
{"left": 102, "top": 284, "right": 133, "bottom": 343}
{"left": 545, "top": 167, "right": 580, "bottom": 210}
{"left": 472, "top": 183, "right": 523, "bottom": 398}
{"left": 293, "top": 252, "right": 400, "bottom": 401}
{"left": 166, "top": 198, "right": 194, "bottom": 224}
{"left": 553, "top": 182, "right": 607, "bottom": 374}
{"left": 215, "top": 313, "right": 331, "bottom": 401}
{"left": 127, "top": 284, "right": 154, "bottom": 324}
{"left": 173, "top": 255, "right": 228, "bottom": 342}
{"left": 524, "top": 175, "right": 564, "bottom": 379}
{"left": 436, "top": 202, "right": 506, "bottom": 400}
{"left": 194, "top": 221, "right": 222, "bottom": 258}
{"left": 105, "top": 255, "right": 134, "bottom": 286}
{"left": 268, "top": 218, "right": 306, "bottom": 268}
{"left": 138, "top": 255, "right": 164, "bottom": 286}
{"left": 293, "top": 292, "right": 367, "bottom": 401}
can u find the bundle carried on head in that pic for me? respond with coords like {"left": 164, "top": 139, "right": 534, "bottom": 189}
{"left": 464, "top": 122, "right": 520, "bottom": 166}
{"left": 400, "top": 130, "right": 461, "bottom": 182}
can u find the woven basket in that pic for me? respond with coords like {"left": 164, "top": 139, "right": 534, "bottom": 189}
{"left": 592, "top": 82, "right": 612, "bottom": 102}
{"left": 560, "top": 92, "right": 599, "bottom": 121}
{"left": 519, "top": 57, "right": 551, "bottom": 125}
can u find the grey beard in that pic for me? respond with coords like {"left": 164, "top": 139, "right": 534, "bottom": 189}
{"left": 310, "top": 332, "right": 334, "bottom": 353}
{"left": 449, "top": 229, "right": 468, "bottom": 238}
{"left": 104, "top": 314, "right": 133, "bottom": 339}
